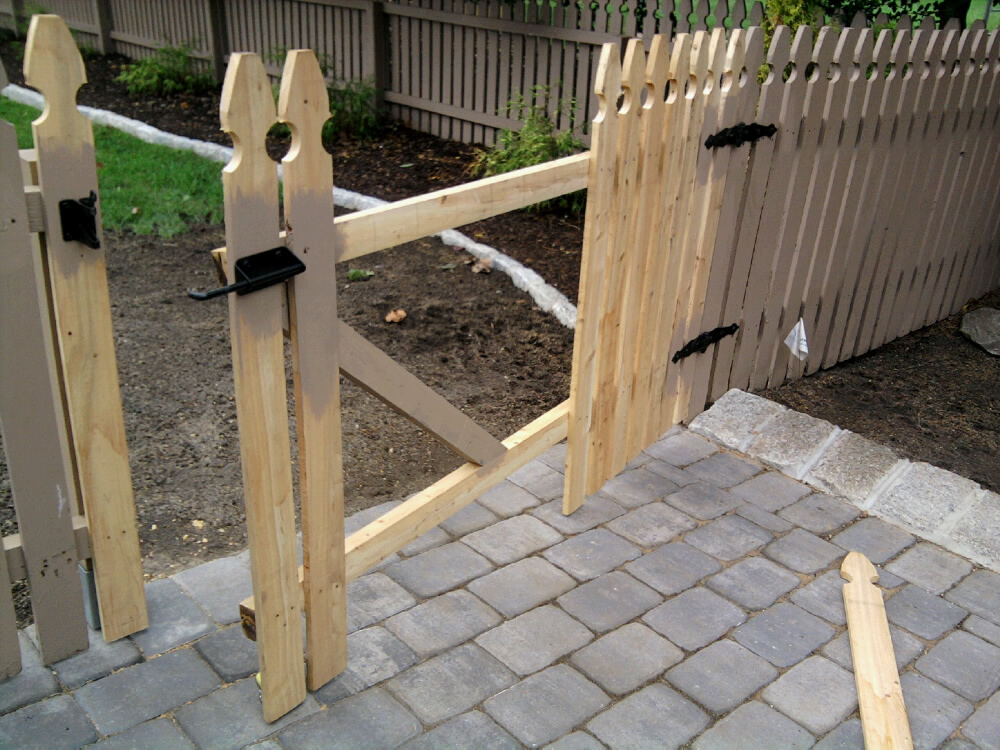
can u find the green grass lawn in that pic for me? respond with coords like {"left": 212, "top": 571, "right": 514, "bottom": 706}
{"left": 0, "top": 97, "right": 224, "bottom": 238}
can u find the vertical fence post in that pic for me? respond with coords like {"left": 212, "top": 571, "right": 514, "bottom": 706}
{"left": 206, "top": 0, "right": 229, "bottom": 82}
{"left": 24, "top": 14, "right": 147, "bottom": 643}
{"left": 363, "top": 0, "right": 388, "bottom": 109}
{"left": 90, "top": 0, "right": 112, "bottom": 54}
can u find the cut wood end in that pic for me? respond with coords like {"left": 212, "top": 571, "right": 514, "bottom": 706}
{"left": 24, "top": 15, "right": 86, "bottom": 97}
{"left": 841, "top": 550, "right": 879, "bottom": 585}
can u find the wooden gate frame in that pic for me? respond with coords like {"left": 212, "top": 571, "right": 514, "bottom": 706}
{"left": 0, "top": 15, "right": 148, "bottom": 677}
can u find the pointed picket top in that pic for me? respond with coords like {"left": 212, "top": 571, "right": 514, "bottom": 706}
{"left": 619, "top": 38, "right": 646, "bottom": 117}
{"left": 221, "top": 54, "right": 277, "bottom": 197}
{"left": 743, "top": 26, "right": 766, "bottom": 80}
{"left": 593, "top": 43, "right": 622, "bottom": 126}
{"left": 789, "top": 24, "right": 815, "bottom": 80}
{"left": 668, "top": 33, "right": 693, "bottom": 106}
{"left": 886, "top": 27, "right": 909, "bottom": 77}
{"left": 706, "top": 27, "right": 728, "bottom": 99}
{"left": 841, "top": 549, "right": 879, "bottom": 584}
{"left": 812, "top": 26, "right": 838, "bottom": 78}
{"left": 766, "top": 25, "right": 792, "bottom": 80}
{"left": 24, "top": 15, "right": 89, "bottom": 145}
{"left": 918, "top": 14, "right": 936, "bottom": 31}
{"left": 278, "top": 49, "right": 331, "bottom": 167}
{"left": 721, "top": 30, "right": 748, "bottom": 97}
{"left": 748, "top": 1, "right": 764, "bottom": 27}
{"left": 644, "top": 34, "right": 671, "bottom": 112}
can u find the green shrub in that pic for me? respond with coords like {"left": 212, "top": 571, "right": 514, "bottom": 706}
{"left": 472, "top": 87, "right": 586, "bottom": 215}
{"left": 116, "top": 44, "right": 214, "bottom": 96}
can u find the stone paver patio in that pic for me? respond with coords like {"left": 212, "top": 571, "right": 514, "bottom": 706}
{"left": 2, "top": 390, "right": 999, "bottom": 748}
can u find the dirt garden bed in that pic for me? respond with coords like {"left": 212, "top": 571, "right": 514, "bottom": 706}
{"left": 1, "top": 43, "right": 997, "bottom": 629}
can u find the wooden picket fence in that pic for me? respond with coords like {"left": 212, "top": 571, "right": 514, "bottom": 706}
{"left": 0, "top": 15, "right": 147, "bottom": 679}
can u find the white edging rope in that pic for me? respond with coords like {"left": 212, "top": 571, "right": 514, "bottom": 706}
{"left": 3, "top": 83, "right": 578, "bottom": 329}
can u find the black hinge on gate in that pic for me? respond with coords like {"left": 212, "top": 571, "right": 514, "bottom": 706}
{"left": 59, "top": 191, "right": 100, "bottom": 249}
{"left": 188, "top": 246, "right": 305, "bottom": 300}
{"left": 672, "top": 323, "right": 739, "bottom": 363}
{"left": 704, "top": 122, "right": 777, "bottom": 150}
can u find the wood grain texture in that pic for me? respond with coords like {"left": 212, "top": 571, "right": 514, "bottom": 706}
{"left": 221, "top": 52, "right": 305, "bottom": 722}
{"left": 841, "top": 551, "right": 913, "bottom": 750}
{"left": 279, "top": 49, "right": 347, "bottom": 692}
{"left": 24, "top": 14, "right": 147, "bottom": 643}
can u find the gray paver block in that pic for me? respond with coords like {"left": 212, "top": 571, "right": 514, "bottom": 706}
{"left": 950, "top": 489, "right": 1000, "bottom": 568}
{"left": 822, "top": 623, "right": 924, "bottom": 673}
{"left": 587, "top": 683, "right": 709, "bottom": 749}
{"left": 0, "top": 633, "right": 58, "bottom": 714}
{"left": 900, "top": 672, "right": 973, "bottom": 750}
{"left": 557, "top": 571, "right": 662, "bottom": 633}
{"left": 130, "top": 578, "right": 216, "bottom": 656}
{"left": 688, "top": 388, "right": 787, "bottom": 452}
{"left": 606, "top": 501, "right": 698, "bottom": 547}
{"left": 478, "top": 481, "right": 540, "bottom": 518}
{"left": 805, "top": 431, "right": 902, "bottom": 505}
{"left": 346, "top": 571, "right": 416, "bottom": 633}
{"left": 27, "top": 624, "right": 140, "bottom": 691}
{"left": 685, "top": 515, "right": 773, "bottom": 561}
{"left": 385, "top": 590, "right": 501, "bottom": 657}
{"left": 279, "top": 687, "right": 421, "bottom": 749}
{"left": 384, "top": 542, "right": 494, "bottom": 598}
{"left": 764, "top": 528, "right": 844, "bottom": 573}
{"left": 175, "top": 677, "right": 318, "bottom": 748}
{"left": 885, "top": 542, "right": 974, "bottom": 595}
{"left": 339, "top": 626, "right": 419, "bottom": 692}
{"left": 475, "top": 604, "right": 593, "bottom": 675}
{"left": 733, "top": 602, "right": 836, "bottom": 668}
{"left": 832, "top": 517, "right": 916, "bottom": 564}
{"left": 386, "top": 643, "right": 516, "bottom": 724}
{"left": 685, "top": 451, "right": 762, "bottom": 488}
{"left": 871, "top": 462, "right": 981, "bottom": 536}
{"left": 544, "top": 731, "right": 604, "bottom": 749}
{"left": 663, "top": 481, "right": 743, "bottom": 520}
{"left": 531, "top": 495, "right": 625, "bottom": 534}
{"left": 939, "top": 740, "right": 979, "bottom": 750}
{"left": 467, "top": 557, "right": 576, "bottom": 618}
{"left": 91, "top": 718, "right": 194, "bottom": 749}
{"left": 438, "top": 501, "right": 499, "bottom": 537}
{"left": 508, "top": 460, "right": 565, "bottom": 501}
{"left": 0, "top": 695, "right": 96, "bottom": 749}
{"left": 761, "top": 655, "right": 857, "bottom": 735}
{"left": 74, "top": 647, "right": 220, "bottom": 736}
{"left": 946, "top": 569, "right": 1000, "bottom": 626}
{"left": 599, "top": 468, "right": 680, "bottom": 509}
{"left": 399, "top": 526, "right": 451, "bottom": 557}
{"left": 570, "top": 623, "right": 683, "bottom": 695}
{"left": 666, "top": 640, "right": 777, "bottom": 714}
{"left": 543, "top": 528, "right": 641, "bottom": 581}
{"left": 537, "top": 441, "right": 568, "bottom": 474}
{"left": 643, "top": 588, "right": 746, "bottom": 651}
{"left": 193, "top": 625, "right": 259, "bottom": 682}
{"left": 627, "top": 542, "right": 723, "bottom": 596}
{"left": 778, "top": 492, "right": 861, "bottom": 534}
{"left": 484, "top": 664, "right": 610, "bottom": 747}
{"left": 885, "top": 584, "right": 968, "bottom": 639}
{"left": 707, "top": 556, "right": 800, "bottom": 611}
{"left": 644, "top": 432, "right": 718, "bottom": 467}
{"left": 965, "top": 614, "right": 1000, "bottom": 648}
{"left": 789, "top": 569, "right": 848, "bottom": 626}
{"left": 645, "top": 459, "right": 700, "bottom": 487}
{"left": 173, "top": 553, "right": 252, "bottom": 625}
{"left": 746, "top": 409, "right": 839, "bottom": 479}
{"left": 916, "top": 631, "right": 1000, "bottom": 701}
{"left": 813, "top": 719, "right": 863, "bottom": 750}
{"left": 735, "top": 502, "right": 795, "bottom": 532}
{"left": 400, "top": 710, "right": 520, "bottom": 750}
{"left": 962, "top": 691, "right": 1000, "bottom": 750}
{"left": 730, "top": 471, "right": 812, "bottom": 512}
{"left": 691, "top": 701, "right": 814, "bottom": 750}
{"left": 461, "top": 515, "right": 563, "bottom": 565}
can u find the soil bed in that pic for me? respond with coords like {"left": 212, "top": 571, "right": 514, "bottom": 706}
{"left": 2, "top": 43, "right": 998, "bottom": 629}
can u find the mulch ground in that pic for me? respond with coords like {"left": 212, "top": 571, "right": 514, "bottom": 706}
{"left": 1, "top": 39, "right": 997, "bottom": 630}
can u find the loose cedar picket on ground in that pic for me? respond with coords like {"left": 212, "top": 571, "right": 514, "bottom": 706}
{"left": 22, "top": 15, "right": 147, "bottom": 644}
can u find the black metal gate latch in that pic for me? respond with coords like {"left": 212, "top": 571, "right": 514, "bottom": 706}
{"left": 59, "top": 191, "right": 101, "bottom": 249}
{"left": 672, "top": 323, "right": 739, "bottom": 363}
{"left": 188, "top": 246, "right": 306, "bottom": 300}
{"left": 704, "top": 122, "right": 777, "bottom": 150}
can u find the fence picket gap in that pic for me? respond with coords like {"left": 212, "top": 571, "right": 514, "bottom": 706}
{"left": 23, "top": 13, "right": 147, "bottom": 644}
{"left": 221, "top": 52, "right": 306, "bottom": 722}
{"left": 278, "top": 48, "right": 348, "bottom": 694}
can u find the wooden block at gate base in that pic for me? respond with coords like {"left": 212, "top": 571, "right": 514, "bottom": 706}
{"left": 841, "top": 551, "right": 913, "bottom": 750}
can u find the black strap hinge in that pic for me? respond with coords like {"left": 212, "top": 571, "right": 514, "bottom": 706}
{"left": 59, "top": 191, "right": 100, "bottom": 249}
{"left": 672, "top": 323, "right": 739, "bottom": 363}
{"left": 705, "top": 123, "right": 777, "bottom": 150}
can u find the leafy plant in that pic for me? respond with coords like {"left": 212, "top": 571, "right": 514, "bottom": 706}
{"left": 472, "top": 86, "right": 586, "bottom": 215}
{"left": 347, "top": 268, "right": 375, "bottom": 281}
{"left": 116, "top": 43, "right": 214, "bottom": 96}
